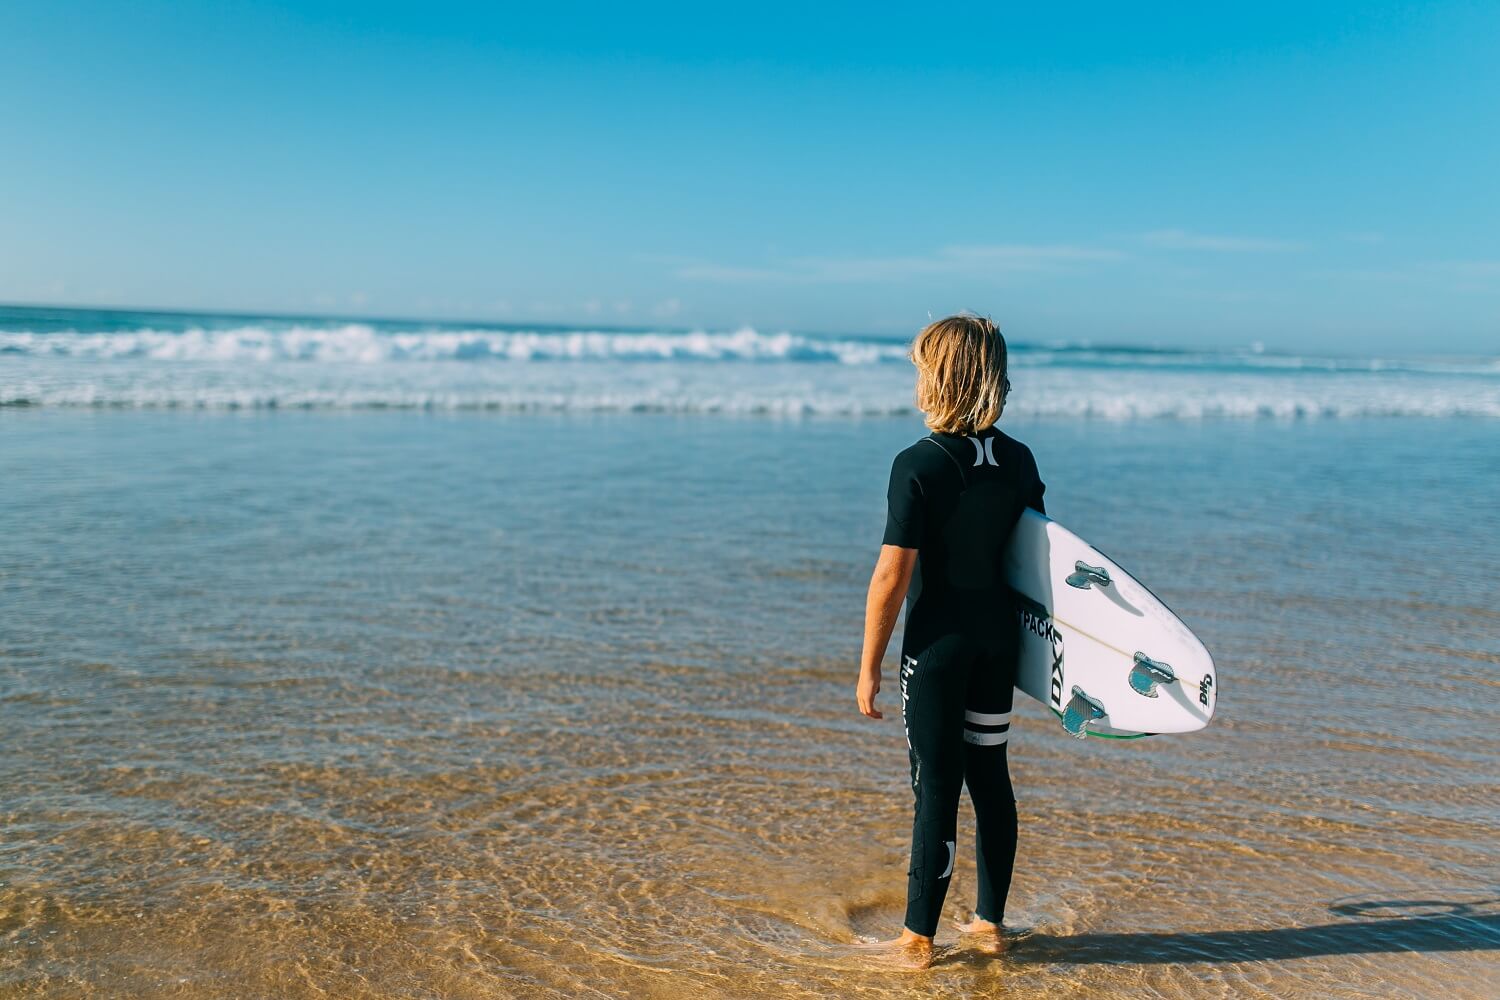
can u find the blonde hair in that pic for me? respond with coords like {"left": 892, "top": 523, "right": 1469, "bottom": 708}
{"left": 910, "top": 313, "right": 1010, "bottom": 434}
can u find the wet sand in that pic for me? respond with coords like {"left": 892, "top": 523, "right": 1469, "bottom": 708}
{"left": 3, "top": 412, "right": 1497, "bottom": 998}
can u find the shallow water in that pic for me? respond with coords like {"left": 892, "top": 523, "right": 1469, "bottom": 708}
{"left": 2, "top": 411, "right": 1497, "bottom": 998}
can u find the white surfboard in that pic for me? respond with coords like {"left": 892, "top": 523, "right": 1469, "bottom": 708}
{"left": 1006, "top": 509, "right": 1217, "bottom": 739}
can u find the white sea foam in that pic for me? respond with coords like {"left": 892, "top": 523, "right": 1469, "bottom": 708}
{"left": 3, "top": 318, "right": 1497, "bottom": 418}
{"left": 4, "top": 357, "right": 1498, "bottom": 419}
{"left": 4, "top": 324, "right": 1497, "bottom": 380}
{"left": 0, "top": 324, "right": 910, "bottom": 364}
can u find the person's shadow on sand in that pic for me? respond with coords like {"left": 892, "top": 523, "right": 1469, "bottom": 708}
{"left": 1001, "top": 899, "right": 1500, "bottom": 966}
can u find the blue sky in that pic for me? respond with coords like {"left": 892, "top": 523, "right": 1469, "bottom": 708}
{"left": 2, "top": 1, "right": 1497, "bottom": 352}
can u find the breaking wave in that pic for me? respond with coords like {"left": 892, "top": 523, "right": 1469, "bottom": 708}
{"left": 2, "top": 323, "right": 1497, "bottom": 376}
{"left": 2, "top": 312, "right": 1496, "bottom": 419}
{"left": 0, "top": 324, "right": 908, "bottom": 365}
{"left": 4, "top": 361, "right": 1497, "bottom": 419}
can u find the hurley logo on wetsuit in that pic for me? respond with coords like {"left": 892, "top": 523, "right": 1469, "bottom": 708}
{"left": 966, "top": 435, "right": 1002, "bottom": 467}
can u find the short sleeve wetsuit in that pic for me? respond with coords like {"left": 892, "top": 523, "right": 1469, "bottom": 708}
{"left": 882, "top": 424, "right": 1046, "bottom": 937}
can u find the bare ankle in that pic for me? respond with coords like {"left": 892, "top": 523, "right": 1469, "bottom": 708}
{"left": 956, "top": 912, "right": 1001, "bottom": 931}
{"left": 852, "top": 928, "right": 935, "bottom": 970}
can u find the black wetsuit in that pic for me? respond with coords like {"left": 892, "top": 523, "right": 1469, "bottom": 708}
{"left": 882, "top": 425, "right": 1046, "bottom": 937}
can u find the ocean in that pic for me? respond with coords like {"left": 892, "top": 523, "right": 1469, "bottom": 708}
{"left": 3, "top": 304, "right": 1498, "bottom": 418}
{"left": 2, "top": 305, "right": 1497, "bottom": 998}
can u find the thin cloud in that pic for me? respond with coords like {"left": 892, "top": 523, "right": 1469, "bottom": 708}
{"left": 1424, "top": 259, "right": 1500, "bottom": 277}
{"left": 1419, "top": 260, "right": 1500, "bottom": 294}
{"left": 675, "top": 244, "right": 1124, "bottom": 284}
{"left": 1142, "top": 229, "right": 1303, "bottom": 252}
{"left": 675, "top": 264, "right": 792, "bottom": 282}
{"left": 945, "top": 244, "right": 1124, "bottom": 262}
{"left": 1315, "top": 261, "right": 1500, "bottom": 289}
{"left": 1313, "top": 267, "right": 1418, "bottom": 283}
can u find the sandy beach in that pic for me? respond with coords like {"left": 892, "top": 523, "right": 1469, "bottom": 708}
{"left": 4, "top": 392, "right": 1497, "bottom": 998}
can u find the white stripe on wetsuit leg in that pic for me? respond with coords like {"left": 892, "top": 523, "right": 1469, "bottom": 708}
{"left": 964, "top": 710, "right": 1011, "bottom": 725}
{"left": 963, "top": 730, "right": 1009, "bottom": 746}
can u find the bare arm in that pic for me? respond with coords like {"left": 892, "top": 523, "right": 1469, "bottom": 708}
{"left": 856, "top": 544, "right": 917, "bottom": 719}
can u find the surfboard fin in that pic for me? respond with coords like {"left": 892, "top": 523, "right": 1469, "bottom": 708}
{"left": 1128, "top": 653, "right": 1177, "bottom": 698}
{"left": 1066, "top": 561, "right": 1112, "bottom": 590}
{"left": 1061, "top": 687, "right": 1106, "bottom": 738}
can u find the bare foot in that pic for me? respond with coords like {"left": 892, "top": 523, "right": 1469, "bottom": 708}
{"left": 953, "top": 914, "right": 1008, "bottom": 954}
{"left": 852, "top": 927, "right": 935, "bottom": 970}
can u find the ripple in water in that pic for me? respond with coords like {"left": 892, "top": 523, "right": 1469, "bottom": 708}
{"left": 2, "top": 411, "right": 1497, "bottom": 998}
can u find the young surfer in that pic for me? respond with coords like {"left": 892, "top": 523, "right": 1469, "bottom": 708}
{"left": 855, "top": 314, "right": 1046, "bottom": 969}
